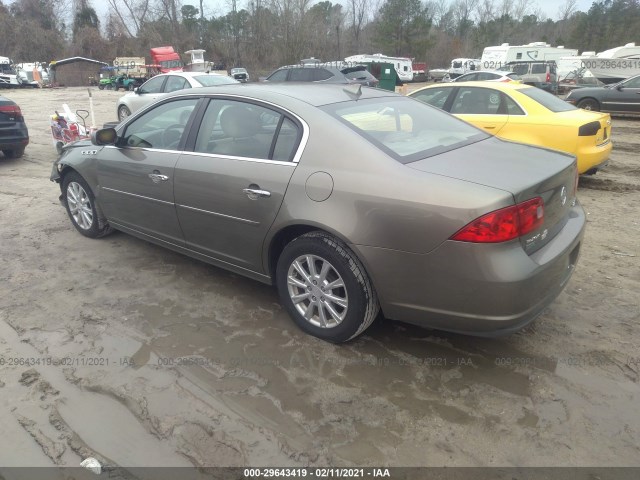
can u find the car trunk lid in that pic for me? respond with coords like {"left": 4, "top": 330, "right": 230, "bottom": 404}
{"left": 407, "top": 137, "right": 578, "bottom": 254}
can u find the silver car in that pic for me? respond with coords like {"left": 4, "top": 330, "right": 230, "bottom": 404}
{"left": 51, "top": 84, "right": 585, "bottom": 343}
{"left": 116, "top": 71, "right": 238, "bottom": 121}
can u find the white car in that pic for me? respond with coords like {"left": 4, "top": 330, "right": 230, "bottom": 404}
{"left": 449, "top": 70, "right": 522, "bottom": 83}
{"left": 116, "top": 71, "right": 239, "bottom": 121}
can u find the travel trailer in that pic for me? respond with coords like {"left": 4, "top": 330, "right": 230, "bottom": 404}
{"left": 0, "top": 56, "right": 20, "bottom": 88}
{"left": 480, "top": 42, "right": 578, "bottom": 70}
{"left": 344, "top": 53, "right": 414, "bottom": 82}
{"left": 581, "top": 43, "right": 640, "bottom": 83}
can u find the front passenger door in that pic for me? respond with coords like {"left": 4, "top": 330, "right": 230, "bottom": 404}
{"left": 97, "top": 97, "right": 200, "bottom": 244}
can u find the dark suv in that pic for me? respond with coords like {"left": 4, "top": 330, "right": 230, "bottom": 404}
{"left": 264, "top": 63, "right": 379, "bottom": 87}
{"left": 0, "top": 95, "right": 29, "bottom": 158}
{"left": 500, "top": 61, "right": 558, "bottom": 93}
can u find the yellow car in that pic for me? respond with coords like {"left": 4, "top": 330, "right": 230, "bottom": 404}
{"left": 409, "top": 82, "right": 612, "bottom": 174}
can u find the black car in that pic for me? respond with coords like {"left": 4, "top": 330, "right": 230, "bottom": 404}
{"left": 264, "top": 63, "right": 379, "bottom": 87}
{"left": 565, "top": 74, "right": 640, "bottom": 114}
{"left": 0, "top": 95, "right": 29, "bottom": 158}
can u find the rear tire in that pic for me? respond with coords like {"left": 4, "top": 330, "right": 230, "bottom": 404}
{"left": 276, "top": 231, "right": 379, "bottom": 343}
{"left": 2, "top": 147, "right": 25, "bottom": 158}
{"left": 98, "top": 84, "right": 105, "bottom": 90}
{"left": 577, "top": 98, "right": 600, "bottom": 111}
{"left": 62, "top": 171, "right": 113, "bottom": 238}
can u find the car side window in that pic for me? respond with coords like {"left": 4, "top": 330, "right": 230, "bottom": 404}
{"left": 193, "top": 99, "right": 300, "bottom": 161}
{"left": 476, "top": 72, "right": 494, "bottom": 80}
{"left": 411, "top": 88, "right": 452, "bottom": 110}
{"left": 164, "top": 76, "right": 188, "bottom": 92}
{"left": 531, "top": 63, "right": 546, "bottom": 74}
{"left": 139, "top": 75, "right": 165, "bottom": 94}
{"left": 120, "top": 98, "right": 198, "bottom": 150}
{"left": 272, "top": 118, "right": 300, "bottom": 161}
{"left": 312, "top": 69, "right": 334, "bottom": 81}
{"left": 289, "top": 68, "right": 314, "bottom": 81}
{"left": 450, "top": 88, "right": 500, "bottom": 115}
{"left": 500, "top": 94, "right": 525, "bottom": 115}
{"left": 267, "top": 69, "right": 288, "bottom": 82}
{"left": 623, "top": 77, "right": 640, "bottom": 88}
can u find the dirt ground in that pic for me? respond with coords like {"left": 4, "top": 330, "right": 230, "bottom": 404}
{"left": 0, "top": 85, "right": 639, "bottom": 470}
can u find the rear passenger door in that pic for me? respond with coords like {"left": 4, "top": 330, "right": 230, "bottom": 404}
{"left": 173, "top": 98, "right": 304, "bottom": 273}
{"left": 449, "top": 86, "right": 508, "bottom": 134}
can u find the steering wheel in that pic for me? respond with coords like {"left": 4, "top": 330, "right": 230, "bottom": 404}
{"left": 162, "top": 124, "right": 184, "bottom": 149}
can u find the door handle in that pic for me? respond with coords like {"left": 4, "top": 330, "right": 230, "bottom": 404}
{"left": 148, "top": 173, "right": 169, "bottom": 183}
{"left": 484, "top": 126, "right": 496, "bottom": 129}
{"left": 243, "top": 188, "right": 271, "bottom": 200}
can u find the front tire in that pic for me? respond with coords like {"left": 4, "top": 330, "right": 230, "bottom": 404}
{"left": 62, "top": 171, "right": 113, "bottom": 238}
{"left": 276, "top": 231, "right": 379, "bottom": 343}
{"left": 577, "top": 98, "right": 600, "bottom": 111}
{"left": 117, "top": 105, "right": 131, "bottom": 122}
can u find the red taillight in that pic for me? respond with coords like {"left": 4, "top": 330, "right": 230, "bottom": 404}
{"left": 500, "top": 78, "right": 511, "bottom": 82}
{"left": 451, "top": 197, "right": 544, "bottom": 243}
{"left": 0, "top": 104, "right": 23, "bottom": 120}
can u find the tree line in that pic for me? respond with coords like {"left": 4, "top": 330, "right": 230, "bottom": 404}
{"left": 0, "top": 0, "right": 638, "bottom": 75}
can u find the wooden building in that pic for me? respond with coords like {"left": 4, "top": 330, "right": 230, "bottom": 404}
{"left": 49, "top": 57, "right": 108, "bottom": 87}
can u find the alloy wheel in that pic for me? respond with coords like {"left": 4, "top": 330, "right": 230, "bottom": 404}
{"left": 287, "top": 254, "right": 348, "bottom": 328}
{"left": 66, "top": 181, "right": 94, "bottom": 230}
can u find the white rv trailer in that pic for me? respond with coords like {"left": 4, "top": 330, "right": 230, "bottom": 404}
{"left": 0, "top": 56, "right": 20, "bottom": 88}
{"left": 344, "top": 53, "right": 413, "bottom": 82}
{"left": 480, "top": 42, "right": 579, "bottom": 70}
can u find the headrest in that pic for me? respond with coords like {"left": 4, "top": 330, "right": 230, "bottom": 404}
{"left": 220, "top": 106, "right": 260, "bottom": 138}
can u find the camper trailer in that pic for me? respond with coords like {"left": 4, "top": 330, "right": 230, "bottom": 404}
{"left": 447, "top": 58, "right": 480, "bottom": 79}
{"left": 480, "top": 42, "right": 578, "bottom": 70}
{"left": 0, "top": 57, "right": 20, "bottom": 88}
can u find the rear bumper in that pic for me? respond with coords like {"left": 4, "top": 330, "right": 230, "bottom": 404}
{"left": 576, "top": 139, "right": 611, "bottom": 174}
{"left": 0, "top": 128, "right": 29, "bottom": 151}
{"left": 353, "top": 202, "right": 586, "bottom": 336}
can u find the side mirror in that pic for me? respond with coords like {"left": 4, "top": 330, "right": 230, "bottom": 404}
{"left": 616, "top": 84, "right": 623, "bottom": 91}
{"left": 134, "top": 87, "right": 140, "bottom": 94}
{"left": 91, "top": 127, "right": 117, "bottom": 146}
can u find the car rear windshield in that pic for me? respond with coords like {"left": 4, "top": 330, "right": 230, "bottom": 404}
{"left": 520, "top": 87, "right": 577, "bottom": 112}
{"left": 343, "top": 69, "right": 377, "bottom": 82}
{"left": 193, "top": 75, "right": 238, "bottom": 87}
{"left": 322, "top": 97, "right": 488, "bottom": 164}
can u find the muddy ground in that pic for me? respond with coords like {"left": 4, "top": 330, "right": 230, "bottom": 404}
{"left": 0, "top": 86, "right": 638, "bottom": 470}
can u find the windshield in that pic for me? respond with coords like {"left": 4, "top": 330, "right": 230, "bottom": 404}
{"left": 193, "top": 75, "right": 239, "bottom": 86}
{"left": 321, "top": 97, "right": 488, "bottom": 164}
{"left": 520, "top": 87, "right": 577, "bottom": 112}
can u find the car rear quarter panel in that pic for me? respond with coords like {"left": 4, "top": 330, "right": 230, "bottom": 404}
{"left": 266, "top": 107, "right": 514, "bottom": 262}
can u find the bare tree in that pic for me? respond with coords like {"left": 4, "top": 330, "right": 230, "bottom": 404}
{"left": 557, "top": 0, "right": 577, "bottom": 21}
{"left": 348, "top": 0, "right": 369, "bottom": 52}
{"left": 106, "top": 0, "right": 152, "bottom": 37}
{"left": 475, "top": 0, "right": 496, "bottom": 23}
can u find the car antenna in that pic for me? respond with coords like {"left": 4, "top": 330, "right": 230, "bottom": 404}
{"left": 343, "top": 83, "right": 362, "bottom": 99}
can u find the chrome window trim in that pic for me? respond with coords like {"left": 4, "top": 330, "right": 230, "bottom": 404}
{"left": 111, "top": 92, "right": 310, "bottom": 164}
{"left": 178, "top": 150, "right": 299, "bottom": 166}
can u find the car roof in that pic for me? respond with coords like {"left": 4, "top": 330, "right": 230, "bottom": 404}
{"left": 463, "top": 70, "right": 511, "bottom": 75}
{"left": 157, "top": 71, "right": 228, "bottom": 78}
{"left": 420, "top": 81, "right": 532, "bottom": 91}
{"left": 168, "top": 83, "right": 398, "bottom": 106}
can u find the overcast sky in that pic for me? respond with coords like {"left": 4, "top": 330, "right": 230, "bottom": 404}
{"left": 87, "top": 0, "right": 595, "bottom": 21}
